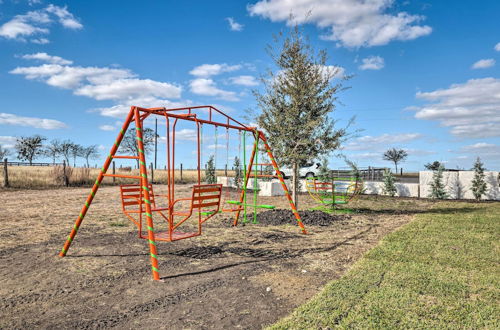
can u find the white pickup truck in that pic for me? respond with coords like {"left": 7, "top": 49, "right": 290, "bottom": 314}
{"left": 280, "top": 162, "right": 322, "bottom": 179}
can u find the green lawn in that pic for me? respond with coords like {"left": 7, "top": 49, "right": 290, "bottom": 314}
{"left": 271, "top": 201, "right": 500, "bottom": 329}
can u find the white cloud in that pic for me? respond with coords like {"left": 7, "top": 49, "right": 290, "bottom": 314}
{"left": 461, "top": 142, "right": 497, "bottom": 151}
{"left": 208, "top": 144, "right": 225, "bottom": 150}
{"left": 11, "top": 56, "right": 185, "bottom": 118}
{"left": 318, "top": 65, "right": 346, "bottom": 79}
{"left": 99, "top": 125, "right": 115, "bottom": 131}
{"left": 471, "top": 58, "right": 495, "bottom": 69}
{"left": 348, "top": 152, "right": 380, "bottom": 159}
{"left": 175, "top": 129, "right": 198, "bottom": 141}
{"left": 0, "top": 5, "right": 82, "bottom": 42}
{"left": 75, "top": 78, "right": 181, "bottom": 101}
{"left": 31, "top": 37, "right": 49, "bottom": 44}
{"left": 93, "top": 97, "right": 191, "bottom": 118}
{"left": 359, "top": 56, "right": 384, "bottom": 70}
{"left": 413, "top": 78, "right": 500, "bottom": 138}
{"left": 0, "top": 112, "right": 67, "bottom": 129}
{"left": 0, "top": 136, "right": 17, "bottom": 149}
{"left": 494, "top": 42, "right": 500, "bottom": 52}
{"left": 11, "top": 61, "right": 181, "bottom": 102}
{"left": 10, "top": 64, "right": 133, "bottom": 89}
{"left": 229, "top": 75, "right": 259, "bottom": 86}
{"left": 248, "top": 0, "right": 432, "bottom": 48}
{"left": 226, "top": 17, "right": 244, "bottom": 31}
{"left": 21, "top": 52, "right": 73, "bottom": 65}
{"left": 189, "top": 63, "right": 242, "bottom": 77}
{"left": 344, "top": 133, "right": 422, "bottom": 151}
{"left": 190, "top": 78, "right": 239, "bottom": 101}
{"left": 459, "top": 143, "right": 500, "bottom": 164}
{"left": 45, "top": 4, "right": 83, "bottom": 30}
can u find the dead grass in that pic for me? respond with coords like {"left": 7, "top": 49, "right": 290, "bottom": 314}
{"left": 2, "top": 165, "right": 234, "bottom": 189}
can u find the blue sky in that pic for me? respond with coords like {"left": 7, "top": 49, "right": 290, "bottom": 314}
{"left": 0, "top": 0, "right": 499, "bottom": 171}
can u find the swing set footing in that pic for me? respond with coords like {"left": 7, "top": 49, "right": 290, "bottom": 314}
{"left": 139, "top": 231, "right": 200, "bottom": 241}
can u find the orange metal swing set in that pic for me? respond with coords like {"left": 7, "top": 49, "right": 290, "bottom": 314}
{"left": 59, "top": 105, "right": 307, "bottom": 280}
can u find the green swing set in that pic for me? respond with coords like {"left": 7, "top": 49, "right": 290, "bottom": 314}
{"left": 200, "top": 128, "right": 275, "bottom": 222}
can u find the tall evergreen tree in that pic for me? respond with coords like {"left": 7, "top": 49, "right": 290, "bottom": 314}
{"left": 429, "top": 165, "right": 448, "bottom": 199}
{"left": 471, "top": 157, "right": 487, "bottom": 201}
{"left": 255, "top": 26, "right": 349, "bottom": 207}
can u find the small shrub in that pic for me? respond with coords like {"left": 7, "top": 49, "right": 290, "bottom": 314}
{"left": 429, "top": 165, "right": 448, "bottom": 199}
{"left": 471, "top": 157, "right": 487, "bottom": 201}
{"left": 206, "top": 155, "right": 216, "bottom": 184}
{"left": 233, "top": 156, "right": 242, "bottom": 188}
{"left": 382, "top": 168, "right": 397, "bottom": 197}
{"left": 317, "top": 157, "right": 331, "bottom": 181}
{"left": 51, "top": 165, "right": 72, "bottom": 186}
{"left": 71, "top": 167, "right": 92, "bottom": 186}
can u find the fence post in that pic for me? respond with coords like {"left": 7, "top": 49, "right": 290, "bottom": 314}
{"left": 63, "top": 160, "right": 69, "bottom": 187}
{"left": 225, "top": 164, "right": 227, "bottom": 177}
{"left": 400, "top": 168, "right": 403, "bottom": 176}
{"left": 112, "top": 161, "right": 116, "bottom": 184}
{"left": 150, "top": 162, "right": 154, "bottom": 183}
{"left": 180, "top": 163, "right": 183, "bottom": 182}
{"left": 3, "top": 158, "right": 9, "bottom": 188}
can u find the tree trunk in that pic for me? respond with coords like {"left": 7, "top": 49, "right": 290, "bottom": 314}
{"left": 394, "top": 162, "right": 398, "bottom": 173}
{"left": 292, "top": 162, "right": 299, "bottom": 209}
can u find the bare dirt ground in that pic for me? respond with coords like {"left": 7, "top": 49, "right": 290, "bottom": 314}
{"left": 0, "top": 185, "right": 433, "bottom": 329}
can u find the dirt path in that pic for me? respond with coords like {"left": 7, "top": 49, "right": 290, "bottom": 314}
{"left": 0, "top": 185, "right": 432, "bottom": 329}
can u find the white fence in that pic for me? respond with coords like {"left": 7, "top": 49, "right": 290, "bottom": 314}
{"left": 217, "top": 171, "right": 500, "bottom": 200}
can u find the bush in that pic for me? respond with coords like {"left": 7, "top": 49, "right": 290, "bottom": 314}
{"left": 51, "top": 165, "right": 72, "bottom": 186}
{"left": 206, "top": 155, "right": 216, "bottom": 184}
{"left": 382, "top": 168, "right": 397, "bottom": 197}
{"left": 471, "top": 157, "right": 487, "bottom": 201}
{"left": 429, "top": 165, "right": 448, "bottom": 199}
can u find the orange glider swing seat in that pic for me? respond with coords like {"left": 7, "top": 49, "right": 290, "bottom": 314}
{"left": 119, "top": 183, "right": 223, "bottom": 242}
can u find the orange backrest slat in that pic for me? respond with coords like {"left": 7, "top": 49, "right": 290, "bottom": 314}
{"left": 192, "top": 201, "right": 220, "bottom": 209}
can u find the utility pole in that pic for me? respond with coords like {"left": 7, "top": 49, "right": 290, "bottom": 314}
{"left": 154, "top": 117, "right": 158, "bottom": 169}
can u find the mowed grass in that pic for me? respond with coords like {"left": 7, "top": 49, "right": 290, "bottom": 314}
{"left": 270, "top": 201, "right": 500, "bottom": 329}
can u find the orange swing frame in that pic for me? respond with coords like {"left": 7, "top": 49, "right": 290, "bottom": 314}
{"left": 59, "top": 105, "right": 306, "bottom": 280}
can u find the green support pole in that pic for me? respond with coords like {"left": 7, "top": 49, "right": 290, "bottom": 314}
{"left": 253, "top": 134, "right": 259, "bottom": 224}
{"left": 242, "top": 131, "right": 248, "bottom": 223}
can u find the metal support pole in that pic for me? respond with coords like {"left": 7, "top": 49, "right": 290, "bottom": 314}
{"left": 150, "top": 162, "right": 154, "bottom": 183}
{"left": 112, "top": 161, "right": 116, "bottom": 184}
{"left": 3, "top": 158, "right": 9, "bottom": 188}
{"left": 154, "top": 117, "right": 158, "bottom": 170}
{"left": 134, "top": 108, "right": 160, "bottom": 281}
{"left": 59, "top": 107, "right": 135, "bottom": 258}
{"left": 63, "top": 160, "right": 69, "bottom": 187}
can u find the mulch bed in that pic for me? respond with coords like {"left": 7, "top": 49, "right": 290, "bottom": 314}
{"left": 226, "top": 209, "right": 351, "bottom": 226}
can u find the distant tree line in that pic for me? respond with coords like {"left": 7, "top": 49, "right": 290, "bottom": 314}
{"left": 5, "top": 135, "right": 100, "bottom": 167}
